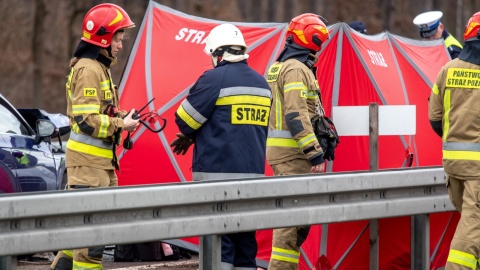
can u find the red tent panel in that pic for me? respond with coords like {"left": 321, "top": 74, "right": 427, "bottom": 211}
{"left": 118, "top": 4, "right": 457, "bottom": 268}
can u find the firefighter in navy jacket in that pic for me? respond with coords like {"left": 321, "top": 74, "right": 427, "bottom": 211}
{"left": 172, "top": 24, "right": 271, "bottom": 270}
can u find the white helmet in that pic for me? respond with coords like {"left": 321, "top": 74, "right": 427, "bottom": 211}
{"left": 204, "top": 23, "right": 247, "bottom": 56}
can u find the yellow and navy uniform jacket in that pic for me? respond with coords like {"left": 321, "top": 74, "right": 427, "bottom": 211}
{"left": 443, "top": 30, "right": 463, "bottom": 60}
{"left": 266, "top": 58, "right": 324, "bottom": 166}
{"left": 175, "top": 60, "right": 271, "bottom": 181}
{"left": 428, "top": 58, "right": 480, "bottom": 179}
{"left": 65, "top": 49, "right": 126, "bottom": 170}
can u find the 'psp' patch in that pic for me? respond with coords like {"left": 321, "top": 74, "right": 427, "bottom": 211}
{"left": 232, "top": 105, "right": 270, "bottom": 126}
{"left": 104, "top": 90, "right": 112, "bottom": 100}
{"left": 83, "top": 88, "right": 97, "bottom": 97}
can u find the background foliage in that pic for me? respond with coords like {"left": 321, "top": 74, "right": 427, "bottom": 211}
{"left": 1, "top": 0, "right": 478, "bottom": 113}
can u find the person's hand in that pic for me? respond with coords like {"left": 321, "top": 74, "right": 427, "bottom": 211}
{"left": 123, "top": 109, "right": 140, "bottom": 132}
{"left": 311, "top": 162, "right": 325, "bottom": 173}
{"left": 170, "top": 133, "right": 193, "bottom": 155}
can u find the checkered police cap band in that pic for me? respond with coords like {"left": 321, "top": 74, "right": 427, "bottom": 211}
{"left": 419, "top": 20, "right": 440, "bottom": 38}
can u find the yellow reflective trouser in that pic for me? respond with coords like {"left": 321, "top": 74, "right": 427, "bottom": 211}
{"left": 50, "top": 172, "right": 116, "bottom": 270}
{"left": 269, "top": 227, "right": 303, "bottom": 270}
{"left": 445, "top": 176, "right": 480, "bottom": 270}
{"left": 268, "top": 158, "right": 311, "bottom": 270}
{"left": 66, "top": 166, "right": 118, "bottom": 187}
{"left": 50, "top": 248, "right": 104, "bottom": 270}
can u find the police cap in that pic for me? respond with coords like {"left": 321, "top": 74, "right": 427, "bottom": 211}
{"left": 413, "top": 11, "right": 443, "bottom": 38}
{"left": 349, "top": 21, "right": 368, "bottom": 34}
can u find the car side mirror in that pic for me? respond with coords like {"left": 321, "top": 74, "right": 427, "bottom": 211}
{"left": 36, "top": 119, "right": 57, "bottom": 138}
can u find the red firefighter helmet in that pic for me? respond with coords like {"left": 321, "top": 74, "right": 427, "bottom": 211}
{"left": 287, "top": 13, "right": 330, "bottom": 52}
{"left": 81, "top": 3, "right": 135, "bottom": 48}
{"left": 464, "top": 12, "right": 480, "bottom": 42}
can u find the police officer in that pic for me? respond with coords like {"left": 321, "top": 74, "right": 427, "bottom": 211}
{"left": 50, "top": 3, "right": 139, "bottom": 270}
{"left": 413, "top": 11, "right": 463, "bottom": 59}
{"left": 265, "top": 13, "right": 329, "bottom": 270}
{"left": 428, "top": 11, "right": 480, "bottom": 270}
{"left": 349, "top": 20, "right": 368, "bottom": 34}
{"left": 171, "top": 23, "right": 272, "bottom": 270}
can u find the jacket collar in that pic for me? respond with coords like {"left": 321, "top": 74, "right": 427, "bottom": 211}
{"left": 215, "top": 59, "right": 247, "bottom": 68}
{"left": 72, "top": 40, "right": 116, "bottom": 68}
{"left": 97, "top": 49, "right": 116, "bottom": 68}
{"left": 458, "top": 41, "right": 480, "bottom": 65}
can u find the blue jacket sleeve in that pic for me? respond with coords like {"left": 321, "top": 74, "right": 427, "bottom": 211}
{"left": 174, "top": 71, "right": 220, "bottom": 139}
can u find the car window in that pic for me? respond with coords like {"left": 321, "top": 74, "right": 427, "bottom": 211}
{"left": 0, "top": 103, "right": 29, "bottom": 136}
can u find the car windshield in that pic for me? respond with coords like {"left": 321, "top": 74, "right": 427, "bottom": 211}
{"left": 0, "top": 103, "right": 29, "bottom": 135}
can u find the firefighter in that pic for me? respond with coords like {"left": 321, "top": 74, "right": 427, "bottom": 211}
{"left": 428, "top": 11, "right": 480, "bottom": 270}
{"left": 171, "top": 23, "right": 272, "bottom": 270}
{"left": 50, "top": 3, "right": 139, "bottom": 270}
{"left": 413, "top": 11, "right": 463, "bottom": 59}
{"left": 265, "top": 13, "right": 329, "bottom": 270}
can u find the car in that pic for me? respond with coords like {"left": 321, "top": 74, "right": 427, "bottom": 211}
{"left": 0, "top": 93, "right": 67, "bottom": 194}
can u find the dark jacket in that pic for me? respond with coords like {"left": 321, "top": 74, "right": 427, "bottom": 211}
{"left": 175, "top": 60, "right": 272, "bottom": 180}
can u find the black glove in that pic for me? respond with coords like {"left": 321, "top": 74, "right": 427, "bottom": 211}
{"left": 318, "top": 136, "right": 328, "bottom": 154}
{"left": 312, "top": 115, "right": 339, "bottom": 161}
{"left": 323, "top": 139, "right": 338, "bottom": 161}
{"left": 318, "top": 137, "right": 333, "bottom": 161}
{"left": 170, "top": 133, "right": 193, "bottom": 155}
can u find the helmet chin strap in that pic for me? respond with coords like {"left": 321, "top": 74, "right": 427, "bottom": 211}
{"left": 212, "top": 55, "right": 223, "bottom": 67}
{"left": 305, "top": 53, "right": 319, "bottom": 69}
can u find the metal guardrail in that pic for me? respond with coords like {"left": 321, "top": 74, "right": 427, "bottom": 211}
{"left": 0, "top": 167, "right": 454, "bottom": 269}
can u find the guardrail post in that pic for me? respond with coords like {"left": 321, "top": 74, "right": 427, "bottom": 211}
{"left": 0, "top": 256, "right": 17, "bottom": 270}
{"left": 369, "top": 220, "right": 379, "bottom": 270}
{"left": 369, "top": 103, "right": 379, "bottom": 172}
{"left": 199, "top": 235, "right": 221, "bottom": 270}
{"left": 369, "top": 103, "right": 379, "bottom": 270}
{"left": 411, "top": 215, "right": 430, "bottom": 270}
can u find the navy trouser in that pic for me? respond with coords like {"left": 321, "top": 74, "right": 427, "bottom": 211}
{"left": 221, "top": 231, "right": 258, "bottom": 270}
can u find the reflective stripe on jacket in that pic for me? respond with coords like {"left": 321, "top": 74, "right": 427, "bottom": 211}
{"left": 428, "top": 58, "right": 480, "bottom": 179}
{"left": 266, "top": 58, "right": 324, "bottom": 166}
{"left": 67, "top": 132, "right": 113, "bottom": 159}
{"left": 65, "top": 49, "right": 125, "bottom": 169}
{"left": 175, "top": 60, "right": 271, "bottom": 179}
{"left": 444, "top": 33, "right": 463, "bottom": 60}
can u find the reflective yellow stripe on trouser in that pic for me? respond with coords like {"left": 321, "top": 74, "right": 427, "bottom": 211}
{"left": 447, "top": 249, "right": 477, "bottom": 269}
{"left": 61, "top": 250, "right": 73, "bottom": 257}
{"left": 73, "top": 260, "right": 102, "bottom": 270}
{"left": 271, "top": 246, "right": 300, "bottom": 264}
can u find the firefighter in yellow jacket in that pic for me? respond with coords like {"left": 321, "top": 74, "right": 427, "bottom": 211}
{"left": 428, "top": 12, "right": 480, "bottom": 270}
{"left": 266, "top": 14, "right": 330, "bottom": 270}
{"left": 50, "top": 3, "right": 139, "bottom": 270}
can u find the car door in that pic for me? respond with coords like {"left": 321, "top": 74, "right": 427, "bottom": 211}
{"left": 0, "top": 96, "right": 59, "bottom": 192}
{"left": 0, "top": 135, "right": 20, "bottom": 193}
{"left": 10, "top": 134, "right": 58, "bottom": 192}
{"left": 0, "top": 104, "right": 26, "bottom": 193}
